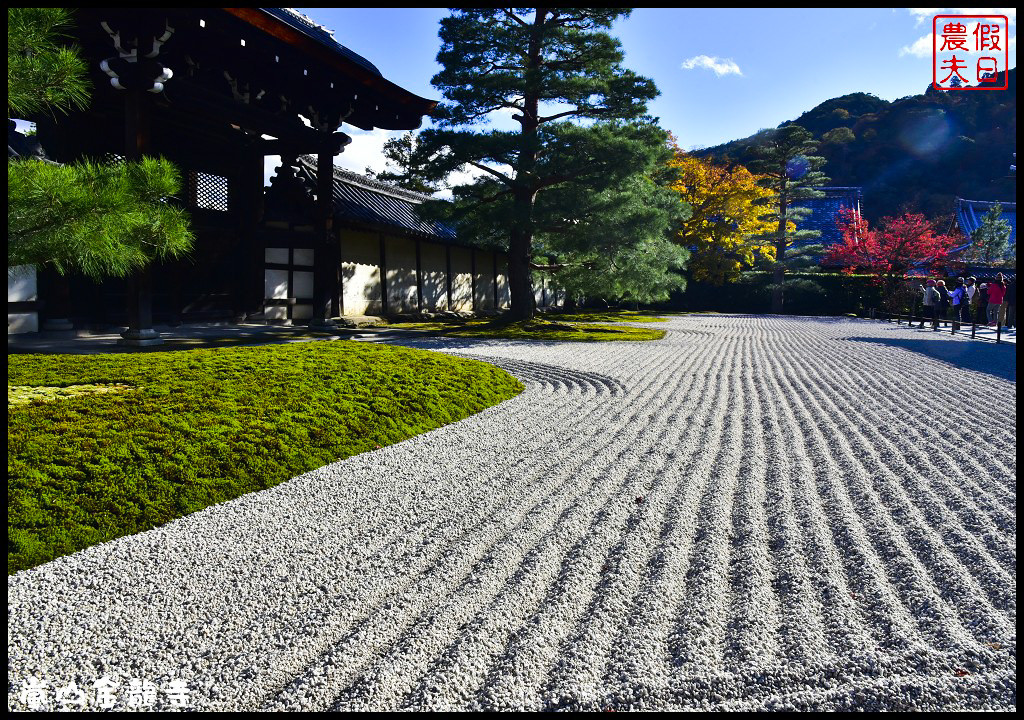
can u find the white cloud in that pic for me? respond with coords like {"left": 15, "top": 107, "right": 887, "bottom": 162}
{"left": 680, "top": 55, "right": 743, "bottom": 77}
{"left": 334, "top": 128, "right": 407, "bottom": 176}
{"left": 908, "top": 8, "right": 1016, "bottom": 24}
{"left": 899, "top": 32, "right": 936, "bottom": 57}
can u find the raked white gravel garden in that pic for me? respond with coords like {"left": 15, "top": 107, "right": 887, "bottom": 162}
{"left": 7, "top": 314, "right": 1016, "bottom": 711}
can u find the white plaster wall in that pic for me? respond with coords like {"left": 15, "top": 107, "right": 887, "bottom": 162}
{"left": 8, "top": 265, "right": 38, "bottom": 333}
{"left": 292, "top": 248, "right": 314, "bottom": 267}
{"left": 341, "top": 230, "right": 382, "bottom": 316}
{"left": 474, "top": 250, "right": 496, "bottom": 310}
{"left": 264, "top": 269, "right": 289, "bottom": 300}
{"left": 8, "top": 265, "right": 36, "bottom": 302}
{"left": 264, "top": 247, "right": 289, "bottom": 265}
{"left": 292, "top": 271, "right": 314, "bottom": 300}
{"left": 385, "top": 235, "right": 418, "bottom": 314}
{"left": 420, "top": 242, "right": 448, "bottom": 312}
{"left": 8, "top": 313, "right": 38, "bottom": 333}
{"left": 450, "top": 246, "right": 474, "bottom": 312}
{"left": 496, "top": 258, "right": 510, "bottom": 309}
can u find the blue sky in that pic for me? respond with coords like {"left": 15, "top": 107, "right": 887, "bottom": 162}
{"left": 294, "top": 6, "right": 1016, "bottom": 179}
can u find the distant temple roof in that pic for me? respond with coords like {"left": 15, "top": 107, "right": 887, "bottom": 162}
{"left": 296, "top": 156, "right": 458, "bottom": 243}
{"left": 792, "top": 187, "right": 863, "bottom": 247}
{"left": 954, "top": 198, "right": 1016, "bottom": 246}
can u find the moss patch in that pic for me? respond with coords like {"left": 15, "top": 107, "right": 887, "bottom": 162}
{"left": 7, "top": 342, "right": 523, "bottom": 573}
{"left": 8, "top": 383, "right": 133, "bottom": 407}
{"left": 388, "top": 318, "right": 666, "bottom": 342}
{"left": 539, "top": 310, "right": 668, "bottom": 323}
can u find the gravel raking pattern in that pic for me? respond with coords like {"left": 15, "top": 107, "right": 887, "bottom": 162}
{"left": 7, "top": 315, "right": 1016, "bottom": 711}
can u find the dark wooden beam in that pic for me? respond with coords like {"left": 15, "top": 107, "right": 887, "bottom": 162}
{"left": 222, "top": 8, "right": 438, "bottom": 121}
{"left": 311, "top": 149, "right": 336, "bottom": 325}
{"left": 120, "top": 90, "right": 161, "bottom": 346}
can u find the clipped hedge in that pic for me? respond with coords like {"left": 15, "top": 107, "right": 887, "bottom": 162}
{"left": 8, "top": 342, "right": 523, "bottom": 573}
{"left": 669, "top": 272, "right": 886, "bottom": 316}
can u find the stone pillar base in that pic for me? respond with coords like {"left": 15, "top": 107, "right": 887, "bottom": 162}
{"left": 308, "top": 318, "right": 337, "bottom": 331}
{"left": 118, "top": 328, "right": 164, "bottom": 347}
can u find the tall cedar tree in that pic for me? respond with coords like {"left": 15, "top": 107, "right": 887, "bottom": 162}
{"left": 746, "top": 124, "right": 828, "bottom": 313}
{"left": 7, "top": 8, "right": 192, "bottom": 279}
{"left": 416, "top": 8, "right": 664, "bottom": 318}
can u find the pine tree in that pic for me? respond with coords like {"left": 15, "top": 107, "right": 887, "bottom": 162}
{"left": 746, "top": 124, "right": 828, "bottom": 313}
{"left": 965, "top": 203, "right": 1013, "bottom": 267}
{"left": 7, "top": 8, "right": 89, "bottom": 118}
{"left": 364, "top": 132, "right": 438, "bottom": 194}
{"left": 7, "top": 8, "right": 193, "bottom": 279}
{"left": 412, "top": 8, "right": 671, "bottom": 318}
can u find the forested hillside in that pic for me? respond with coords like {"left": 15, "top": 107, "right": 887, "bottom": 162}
{"left": 695, "top": 68, "right": 1016, "bottom": 223}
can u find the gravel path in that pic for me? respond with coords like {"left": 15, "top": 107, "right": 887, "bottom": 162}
{"left": 7, "top": 315, "right": 1016, "bottom": 711}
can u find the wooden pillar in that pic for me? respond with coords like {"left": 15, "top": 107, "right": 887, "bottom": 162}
{"left": 39, "top": 269, "right": 74, "bottom": 332}
{"left": 119, "top": 90, "right": 162, "bottom": 346}
{"left": 310, "top": 147, "right": 337, "bottom": 327}
{"left": 239, "top": 150, "right": 265, "bottom": 320}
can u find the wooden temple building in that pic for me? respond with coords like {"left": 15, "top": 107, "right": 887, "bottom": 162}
{"left": 7, "top": 8, "right": 522, "bottom": 342}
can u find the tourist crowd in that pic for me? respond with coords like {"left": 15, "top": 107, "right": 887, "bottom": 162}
{"left": 917, "top": 273, "right": 1016, "bottom": 331}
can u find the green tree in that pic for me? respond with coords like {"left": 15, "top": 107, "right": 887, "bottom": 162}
{"left": 534, "top": 142, "right": 691, "bottom": 305}
{"left": 7, "top": 8, "right": 89, "bottom": 118}
{"left": 821, "top": 127, "right": 855, "bottom": 145}
{"left": 365, "top": 131, "right": 438, "bottom": 194}
{"left": 413, "top": 8, "right": 670, "bottom": 318}
{"left": 7, "top": 7, "right": 192, "bottom": 279}
{"left": 964, "top": 203, "right": 1013, "bottom": 267}
{"left": 746, "top": 124, "right": 828, "bottom": 313}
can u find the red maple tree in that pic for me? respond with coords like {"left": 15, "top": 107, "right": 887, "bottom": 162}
{"left": 825, "top": 209, "right": 961, "bottom": 309}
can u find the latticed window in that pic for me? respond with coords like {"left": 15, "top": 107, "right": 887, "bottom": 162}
{"left": 187, "top": 170, "right": 229, "bottom": 211}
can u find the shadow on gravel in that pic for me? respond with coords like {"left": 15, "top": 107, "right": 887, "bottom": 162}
{"left": 845, "top": 336, "right": 1016, "bottom": 382}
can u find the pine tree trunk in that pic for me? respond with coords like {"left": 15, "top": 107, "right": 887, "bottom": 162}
{"left": 507, "top": 223, "right": 534, "bottom": 320}
{"left": 506, "top": 10, "right": 545, "bottom": 321}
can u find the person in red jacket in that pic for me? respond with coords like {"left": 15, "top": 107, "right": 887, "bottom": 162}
{"left": 987, "top": 273, "right": 1007, "bottom": 326}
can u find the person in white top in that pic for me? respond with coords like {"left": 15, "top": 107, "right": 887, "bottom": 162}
{"left": 965, "top": 276, "right": 978, "bottom": 303}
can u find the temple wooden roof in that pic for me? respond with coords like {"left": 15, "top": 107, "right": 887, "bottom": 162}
{"left": 56, "top": 8, "right": 436, "bottom": 141}
{"left": 296, "top": 156, "right": 459, "bottom": 244}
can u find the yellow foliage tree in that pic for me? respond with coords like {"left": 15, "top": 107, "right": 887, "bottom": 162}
{"left": 667, "top": 141, "right": 779, "bottom": 285}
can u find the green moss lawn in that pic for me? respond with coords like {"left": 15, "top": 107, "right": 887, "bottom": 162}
{"left": 540, "top": 309, "right": 668, "bottom": 323}
{"left": 388, "top": 316, "right": 666, "bottom": 342}
{"left": 7, "top": 342, "right": 523, "bottom": 573}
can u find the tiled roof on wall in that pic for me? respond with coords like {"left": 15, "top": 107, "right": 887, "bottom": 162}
{"left": 297, "top": 156, "right": 458, "bottom": 242}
